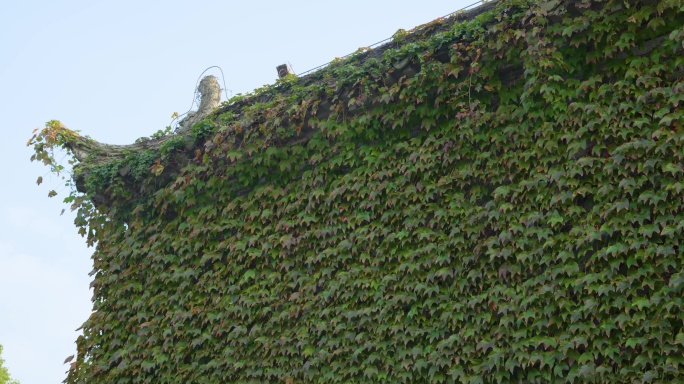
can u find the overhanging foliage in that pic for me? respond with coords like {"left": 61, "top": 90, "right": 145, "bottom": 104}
{"left": 29, "top": 0, "right": 684, "bottom": 381}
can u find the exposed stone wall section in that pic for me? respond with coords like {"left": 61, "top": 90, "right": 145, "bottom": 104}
{"left": 177, "top": 75, "right": 222, "bottom": 133}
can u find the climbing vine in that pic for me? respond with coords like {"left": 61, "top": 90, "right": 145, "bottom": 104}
{"left": 29, "top": 0, "right": 684, "bottom": 382}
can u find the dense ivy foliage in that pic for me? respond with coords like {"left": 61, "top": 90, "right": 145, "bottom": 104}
{"left": 30, "top": 0, "right": 684, "bottom": 382}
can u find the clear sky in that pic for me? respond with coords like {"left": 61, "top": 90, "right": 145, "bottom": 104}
{"left": 0, "top": 0, "right": 474, "bottom": 382}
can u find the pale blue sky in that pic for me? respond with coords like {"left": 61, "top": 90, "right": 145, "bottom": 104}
{"left": 0, "top": 1, "right": 473, "bottom": 382}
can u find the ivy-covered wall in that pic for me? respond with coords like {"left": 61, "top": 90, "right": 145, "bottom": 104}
{"left": 30, "top": 0, "right": 684, "bottom": 382}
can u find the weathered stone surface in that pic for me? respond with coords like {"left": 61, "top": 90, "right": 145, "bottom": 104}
{"left": 177, "top": 75, "right": 221, "bottom": 133}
